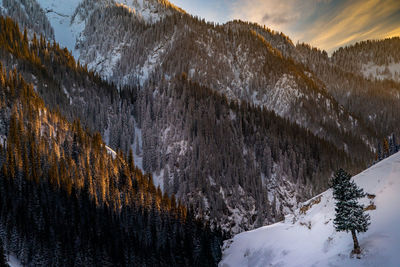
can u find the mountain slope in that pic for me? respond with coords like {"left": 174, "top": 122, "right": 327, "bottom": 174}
{"left": 220, "top": 152, "right": 400, "bottom": 267}
{"left": 0, "top": 0, "right": 54, "bottom": 38}
{"left": 0, "top": 3, "right": 374, "bottom": 233}
{"left": 0, "top": 17, "right": 223, "bottom": 266}
{"left": 291, "top": 41, "right": 400, "bottom": 140}
{"left": 5, "top": 0, "right": 370, "bottom": 156}
{"left": 74, "top": 6, "right": 373, "bottom": 153}
{"left": 1, "top": 0, "right": 390, "bottom": 151}
{"left": 332, "top": 37, "right": 400, "bottom": 83}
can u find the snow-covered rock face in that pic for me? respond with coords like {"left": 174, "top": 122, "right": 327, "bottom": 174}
{"left": 266, "top": 74, "right": 303, "bottom": 117}
{"left": 20, "top": 0, "right": 181, "bottom": 58}
{"left": 37, "top": 0, "right": 82, "bottom": 57}
{"left": 220, "top": 152, "right": 400, "bottom": 267}
{"left": 115, "top": 0, "right": 181, "bottom": 23}
{"left": 361, "top": 62, "right": 400, "bottom": 82}
{"left": 0, "top": 0, "right": 54, "bottom": 38}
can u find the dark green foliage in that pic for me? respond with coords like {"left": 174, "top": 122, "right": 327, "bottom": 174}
{"left": 332, "top": 169, "right": 370, "bottom": 253}
{"left": 373, "top": 134, "right": 399, "bottom": 165}
{"left": 0, "top": 60, "right": 223, "bottom": 266}
{"left": 332, "top": 169, "right": 370, "bottom": 232}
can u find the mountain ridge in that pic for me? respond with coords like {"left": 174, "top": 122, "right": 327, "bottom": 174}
{"left": 1, "top": 0, "right": 398, "bottom": 234}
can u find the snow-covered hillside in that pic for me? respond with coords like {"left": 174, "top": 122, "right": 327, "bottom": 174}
{"left": 37, "top": 0, "right": 82, "bottom": 57}
{"left": 34, "top": 0, "right": 182, "bottom": 58}
{"left": 362, "top": 62, "right": 400, "bottom": 82}
{"left": 220, "top": 152, "right": 400, "bottom": 267}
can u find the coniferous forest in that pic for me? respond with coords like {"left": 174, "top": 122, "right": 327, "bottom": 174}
{"left": 0, "top": 0, "right": 399, "bottom": 265}
{"left": 0, "top": 15, "right": 365, "bottom": 234}
{"left": 0, "top": 16, "right": 223, "bottom": 266}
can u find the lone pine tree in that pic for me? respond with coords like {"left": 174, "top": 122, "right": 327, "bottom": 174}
{"left": 332, "top": 169, "right": 370, "bottom": 255}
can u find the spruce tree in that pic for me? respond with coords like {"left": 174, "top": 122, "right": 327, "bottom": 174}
{"left": 332, "top": 169, "right": 370, "bottom": 255}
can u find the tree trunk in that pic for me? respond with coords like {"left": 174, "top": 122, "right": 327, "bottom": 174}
{"left": 351, "top": 229, "right": 361, "bottom": 254}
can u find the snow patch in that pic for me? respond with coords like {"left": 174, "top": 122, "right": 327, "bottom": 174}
{"left": 7, "top": 253, "right": 22, "bottom": 267}
{"left": 131, "top": 123, "right": 143, "bottom": 171}
{"left": 265, "top": 74, "right": 303, "bottom": 117}
{"left": 361, "top": 61, "right": 400, "bottom": 82}
{"left": 105, "top": 145, "right": 117, "bottom": 159}
{"left": 152, "top": 169, "right": 164, "bottom": 191}
{"left": 37, "top": 0, "right": 83, "bottom": 57}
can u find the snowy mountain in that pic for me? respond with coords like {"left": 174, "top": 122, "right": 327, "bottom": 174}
{"left": 38, "top": 0, "right": 183, "bottom": 56}
{"left": 0, "top": 0, "right": 380, "bottom": 234}
{"left": 220, "top": 152, "right": 400, "bottom": 267}
{"left": 0, "top": 29, "right": 223, "bottom": 264}
{"left": 1, "top": 0, "right": 373, "bottom": 148}
{"left": 332, "top": 37, "right": 400, "bottom": 82}
{"left": 2, "top": 0, "right": 399, "bottom": 235}
{"left": 1, "top": 0, "right": 379, "bottom": 152}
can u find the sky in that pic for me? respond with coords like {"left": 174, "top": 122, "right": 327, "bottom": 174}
{"left": 170, "top": 0, "right": 400, "bottom": 53}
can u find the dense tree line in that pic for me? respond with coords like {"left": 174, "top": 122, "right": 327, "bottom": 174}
{"left": 374, "top": 134, "right": 399, "bottom": 164}
{"left": 0, "top": 15, "right": 369, "bottom": 233}
{"left": 0, "top": 0, "right": 54, "bottom": 39}
{"left": 137, "top": 74, "right": 363, "bottom": 231}
{"left": 247, "top": 28, "right": 400, "bottom": 145}
{"left": 294, "top": 43, "right": 400, "bottom": 140}
{"left": 0, "top": 61, "right": 223, "bottom": 265}
{"left": 333, "top": 37, "right": 400, "bottom": 70}
{"left": 75, "top": 2, "right": 373, "bottom": 159}
{"left": 0, "top": 15, "right": 137, "bottom": 154}
{"left": 225, "top": 21, "right": 400, "bottom": 154}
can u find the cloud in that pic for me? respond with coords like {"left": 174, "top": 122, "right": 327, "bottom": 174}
{"left": 303, "top": 0, "right": 400, "bottom": 52}
{"left": 230, "top": 0, "right": 327, "bottom": 32}
{"left": 262, "top": 13, "right": 294, "bottom": 25}
{"left": 229, "top": 0, "right": 400, "bottom": 52}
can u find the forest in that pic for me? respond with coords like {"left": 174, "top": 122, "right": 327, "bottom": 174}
{"left": 0, "top": 16, "right": 223, "bottom": 266}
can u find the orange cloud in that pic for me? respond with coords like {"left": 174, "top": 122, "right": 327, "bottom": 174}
{"left": 229, "top": 0, "right": 400, "bottom": 53}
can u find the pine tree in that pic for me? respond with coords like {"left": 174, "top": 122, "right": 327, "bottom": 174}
{"left": 332, "top": 169, "right": 370, "bottom": 255}
{"left": 383, "top": 138, "right": 390, "bottom": 158}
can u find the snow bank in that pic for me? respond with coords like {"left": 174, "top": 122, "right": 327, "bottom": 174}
{"left": 220, "top": 152, "right": 400, "bottom": 267}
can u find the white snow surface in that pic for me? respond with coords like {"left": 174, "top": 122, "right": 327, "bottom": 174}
{"left": 132, "top": 123, "right": 143, "bottom": 171}
{"left": 37, "top": 0, "right": 83, "bottom": 57}
{"left": 220, "top": 152, "right": 400, "bottom": 267}
{"left": 105, "top": 145, "right": 117, "bottom": 159}
{"left": 7, "top": 253, "right": 22, "bottom": 267}
{"left": 36, "top": 0, "right": 176, "bottom": 59}
{"left": 361, "top": 61, "right": 400, "bottom": 82}
{"left": 116, "top": 0, "right": 171, "bottom": 23}
{"left": 265, "top": 74, "right": 303, "bottom": 118}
